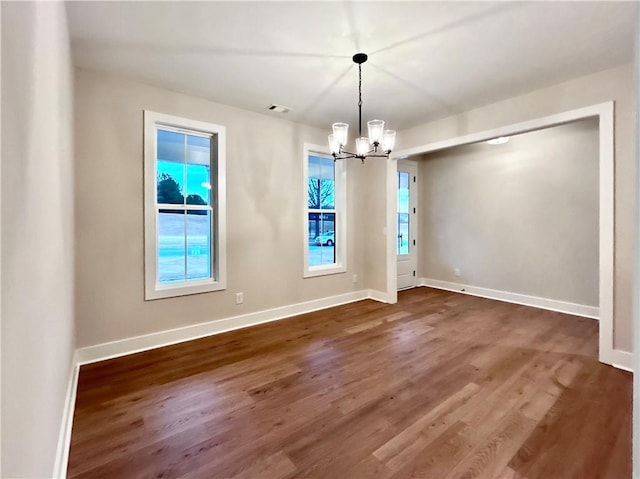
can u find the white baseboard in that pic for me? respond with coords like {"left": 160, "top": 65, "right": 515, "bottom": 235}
{"left": 54, "top": 284, "right": 633, "bottom": 477}
{"left": 602, "top": 348, "right": 634, "bottom": 373}
{"left": 52, "top": 353, "right": 79, "bottom": 479}
{"left": 420, "top": 278, "right": 633, "bottom": 373}
{"left": 367, "top": 289, "right": 391, "bottom": 303}
{"left": 57, "top": 289, "right": 382, "bottom": 477}
{"left": 76, "top": 289, "right": 378, "bottom": 365}
{"left": 419, "top": 278, "right": 600, "bottom": 319}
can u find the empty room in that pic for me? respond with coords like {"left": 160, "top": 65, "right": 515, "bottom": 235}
{"left": 2, "top": 1, "right": 639, "bottom": 478}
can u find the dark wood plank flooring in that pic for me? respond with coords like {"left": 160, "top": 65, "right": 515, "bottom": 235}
{"left": 68, "top": 288, "right": 632, "bottom": 478}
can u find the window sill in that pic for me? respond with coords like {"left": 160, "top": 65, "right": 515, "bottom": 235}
{"left": 145, "top": 279, "right": 226, "bottom": 300}
{"left": 303, "top": 264, "right": 347, "bottom": 279}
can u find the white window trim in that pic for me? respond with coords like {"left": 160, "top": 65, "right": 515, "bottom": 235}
{"left": 144, "top": 110, "right": 227, "bottom": 300}
{"left": 303, "top": 143, "right": 347, "bottom": 278}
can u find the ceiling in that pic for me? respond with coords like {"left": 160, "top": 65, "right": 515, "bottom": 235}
{"left": 67, "top": 1, "right": 636, "bottom": 132}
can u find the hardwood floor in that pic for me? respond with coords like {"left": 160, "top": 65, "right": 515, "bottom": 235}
{"left": 68, "top": 288, "right": 632, "bottom": 478}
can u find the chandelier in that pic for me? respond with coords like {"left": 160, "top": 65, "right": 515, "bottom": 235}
{"left": 328, "top": 53, "right": 396, "bottom": 162}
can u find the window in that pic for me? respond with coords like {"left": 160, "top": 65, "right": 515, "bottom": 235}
{"left": 303, "top": 144, "right": 346, "bottom": 277}
{"left": 144, "top": 111, "right": 226, "bottom": 300}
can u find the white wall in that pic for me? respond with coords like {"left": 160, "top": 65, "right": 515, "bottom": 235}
{"left": 362, "top": 160, "right": 388, "bottom": 293}
{"left": 1, "top": 2, "right": 75, "bottom": 477}
{"left": 418, "top": 118, "right": 599, "bottom": 307}
{"left": 74, "top": 68, "right": 365, "bottom": 349}
{"left": 398, "top": 64, "right": 634, "bottom": 351}
{"left": 632, "top": 9, "right": 639, "bottom": 479}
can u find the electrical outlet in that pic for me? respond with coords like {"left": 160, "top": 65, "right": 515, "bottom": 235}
{"left": 352, "top": 274, "right": 358, "bottom": 284}
{"left": 236, "top": 292, "right": 243, "bottom": 304}
{"left": 454, "top": 268, "right": 461, "bottom": 277}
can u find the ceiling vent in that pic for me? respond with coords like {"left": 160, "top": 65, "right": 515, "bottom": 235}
{"left": 267, "top": 104, "right": 292, "bottom": 114}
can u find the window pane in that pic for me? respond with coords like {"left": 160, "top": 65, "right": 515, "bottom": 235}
{"left": 158, "top": 210, "right": 186, "bottom": 283}
{"left": 398, "top": 171, "right": 410, "bottom": 214}
{"left": 157, "top": 129, "right": 185, "bottom": 205}
{"left": 308, "top": 155, "right": 335, "bottom": 210}
{"left": 157, "top": 129, "right": 185, "bottom": 163}
{"left": 308, "top": 212, "right": 336, "bottom": 266}
{"left": 186, "top": 135, "right": 211, "bottom": 206}
{"left": 320, "top": 179, "right": 335, "bottom": 210}
{"left": 187, "top": 210, "right": 212, "bottom": 281}
{"left": 308, "top": 178, "right": 320, "bottom": 209}
{"left": 397, "top": 213, "right": 409, "bottom": 255}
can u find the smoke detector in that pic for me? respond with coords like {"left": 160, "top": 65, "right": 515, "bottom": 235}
{"left": 267, "top": 104, "right": 292, "bottom": 114}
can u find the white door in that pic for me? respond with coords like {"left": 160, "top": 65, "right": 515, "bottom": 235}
{"left": 397, "top": 160, "right": 418, "bottom": 290}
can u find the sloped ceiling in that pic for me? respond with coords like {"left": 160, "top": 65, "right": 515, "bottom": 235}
{"left": 67, "top": 1, "right": 636, "bottom": 131}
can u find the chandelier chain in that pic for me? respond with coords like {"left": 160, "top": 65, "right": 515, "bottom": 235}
{"left": 358, "top": 63, "right": 363, "bottom": 137}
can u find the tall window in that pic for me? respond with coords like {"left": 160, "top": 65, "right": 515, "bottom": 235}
{"left": 144, "top": 111, "right": 226, "bottom": 300}
{"left": 304, "top": 144, "right": 346, "bottom": 277}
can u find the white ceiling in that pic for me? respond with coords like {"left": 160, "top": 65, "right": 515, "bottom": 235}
{"left": 67, "top": 1, "right": 636, "bottom": 132}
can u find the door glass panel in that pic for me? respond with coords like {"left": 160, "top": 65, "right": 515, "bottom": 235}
{"left": 398, "top": 172, "right": 410, "bottom": 213}
{"left": 398, "top": 213, "right": 409, "bottom": 255}
{"left": 397, "top": 171, "right": 410, "bottom": 255}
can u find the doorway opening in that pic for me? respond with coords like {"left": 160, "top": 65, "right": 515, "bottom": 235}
{"left": 385, "top": 102, "right": 622, "bottom": 369}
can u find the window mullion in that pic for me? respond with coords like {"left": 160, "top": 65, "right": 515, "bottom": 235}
{"left": 183, "top": 134, "right": 188, "bottom": 282}
{"left": 184, "top": 205, "right": 213, "bottom": 211}
{"left": 158, "top": 204, "right": 212, "bottom": 211}
{"left": 158, "top": 203, "right": 187, "bottom": 210}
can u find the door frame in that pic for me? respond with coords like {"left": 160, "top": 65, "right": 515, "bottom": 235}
{"left": 385, "top": 101, "right": 621, "bottom": 369}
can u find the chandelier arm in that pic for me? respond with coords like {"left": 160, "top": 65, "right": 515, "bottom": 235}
{"left": 335, "top": 148, "right": 389, "bottom": 161}
{"left": 362, "top": 144, "right": 389, "bottom": 158}
{"left": 333, "top": 152, "right": 358, "bottom": 161}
